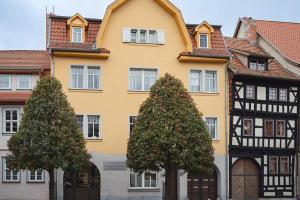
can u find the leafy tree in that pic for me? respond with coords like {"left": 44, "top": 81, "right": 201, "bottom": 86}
{"left": 7, "top": 77, "right": 90, "bottom": 200}
{"left": 127, "top": 74, "right": 214, "bottom": 200}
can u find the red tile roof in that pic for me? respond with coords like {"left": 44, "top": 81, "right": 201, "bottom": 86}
{"left": 48, "top": 15, "right": 229, "bottom": 57}
{"left": 225, "top": 37, "right": 298, "bottom": 81}
{"left": 0, "top": 50, "right": 50, "bottom": 72}
{"left": 0, "top": 92, "right": 32, "bottom": 104}
{"left": 255, "top": 20, "right": 300, "bottom": 64}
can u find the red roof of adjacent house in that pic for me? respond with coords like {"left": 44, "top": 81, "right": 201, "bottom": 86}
{"left": 0, "top": 50, "right": 51, "bottom": 71}
{"left": 225, "top": 37, "right": 298, "bottom": 81}
{"left": 0, "top": 92, "right": 32, "bottom": 104}
{"left": 255, "top": 20, "right": 300, "bottom": 65}
{"left": 48, "top": 14, "right": 229, "bottom": 57}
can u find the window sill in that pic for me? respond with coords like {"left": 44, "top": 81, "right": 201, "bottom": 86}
{"left": 2, "top": 180, "right": 21, "bottom": 183}
{"left": 16, "top": 89, "right": 32, "bottom": 91}
{"left": 128, "top": 188, "right": 160, "bottom": 192}
{"left": 68, "top": 89, "right": 103, "bottom": 93}
{"left": 125, "top": 42, "right": 163, "bottom": 47}
{"left": 27, "top": 181, "right": 45, "bottom": 184}
{"left": 85, "top": 138, "right": 103, "bottom": 142}
{"left": 128, "top": 90, "right": 150, "bottom": 94}
{"left": 2, "top": 133, "right": 15, "bottom": 136}
{"left": 189, "top": 92, "right": 220, "bottom": 96}
{"left": 212, "top": 139, "right": 220, "bottom": 142}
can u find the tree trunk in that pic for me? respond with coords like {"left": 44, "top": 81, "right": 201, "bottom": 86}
{"left": 49, "top": 168, "right": 55, "bottom": 200}
{"left": 165, "top": 167, "right": 178, "bottom": 200}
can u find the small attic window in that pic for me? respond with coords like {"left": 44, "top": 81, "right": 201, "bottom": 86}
{"left": 249, "top": 58, "right": 267, "bottom": 71}
{"left": 200, "top": 34, "right": 208, "bottom": 48}
{"left": 72, "top": 27, "right": 83, "bottom": 43}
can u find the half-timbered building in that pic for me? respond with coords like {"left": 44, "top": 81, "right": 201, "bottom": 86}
{"left": 225, "top": 37, "right": 300, "bottom": 199}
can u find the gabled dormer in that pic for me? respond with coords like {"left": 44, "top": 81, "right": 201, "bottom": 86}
{"left": 248, "top": 57, "right": 268, "bottom": 71}
{"left": 193, "top": 21, "right": 214, "bottom": 49}
{"left": 67, "top": 13, "right": 88, "bottom": 43}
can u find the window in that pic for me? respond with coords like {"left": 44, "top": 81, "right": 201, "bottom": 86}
{"left": 71, "top": 66, "right": 84, "bottom": 89}
{"left": 130, "top": 170, "right": 157, "bottom": 188}
{"left": 129, "top": 116, "right": 137, "bottom": 136}
{"left": 269, "top": 88, "right": 277, "bottom": 101}
{"left": 88, "top": 67, "right": 100, "bottom": 90}
{"left": 139, "top": 30, "right": 147, "bottom": 43}
{"left": 280, "top": 157, "right": 289, "bottom": 174}
{"left": 243, "top": 118, "right": 253, "bottom": 136}
{"left": 88, "top": 115, "right": 100, "bottom": 138}
{"left": 129, "top": 69, "right": 158, "bottom": 91}
{"left": 72, "top": 27, "right": 83, "bottom": 43}
{"left": 17, "top": 75, "right": 32, "bottom": 90}
{"left": 0, "top": 75, "right": 11, "bottom": 89}
{"left": 246, "top": 85, "right": 255, "bottom": 99}
{"left": 249, "top": 58, "right": 267, "bottom": 71}
{"left": 27, "top": 169, "right": 44, "bottom": 182}
{"left": 3, "top": 108, "right": 19, "bottom": 134}
{"left": 276, "top": 120, "right": 285, "bottom": 137}
{"left": 189, "top": 70, "right": 202, "bottom": 92}
{"left": 148, "top": 30, "right": 158, "bottom": 44}
{"left": 76, "top": 115, "right": 84, "bottom": 133}
{"left": 2, "top": 158, "right": 20, "bottom": 182}
{"left": 264, "top": 120, "right": 274, "bottom": 137}
{"left": 200, "top": 34, "right": 208, "bottom": 48}
{"left": 269, "top": 156, "right": 278, "bottom": 174}
{"left": 279, "top": 89, "right": 287, "bottom": 102}
{"left": 205, "top": 71, "right": 217, "bottom": 93}
{"left": 206, "top": 118, "right": 217, "bottom": 140}
{"left": 130, "top": 29, "right": 138, "bottom": 43}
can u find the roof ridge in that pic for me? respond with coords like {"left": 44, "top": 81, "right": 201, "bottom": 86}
{"left": 254, "top": 19, "right": 300, "bottom": 25}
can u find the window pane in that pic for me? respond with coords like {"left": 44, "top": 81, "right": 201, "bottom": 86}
{"left": 243, "top": 119, "right": 253, "bottom": 136}
{"left": 136, "top": 173, "right": 142, "bottom": 187}
{"left": 269, "top": 88, "right": 277, "bottom": 101}
{"left": 206, "top": 118, "right": 217, "bottom": 139}
{"left": 140, "top": 30, "right": 146, "bottom": 43}
{"left": 276, "top": 121, "right": 285, "bottom": 137}
{"left": 88, "top": 67, "right": 100, "bottom": 89}
{"left": 18, "top": 75, "right": 31, "bottom": 89}
{"left": 130, "top": 173, "right": 136, "bottom": 187}
{"left": 129, "top": 69, "right": 143, "bottom": 91}
{"left": 150, "top": 173, "right": 157, "bottom": 187}
{"left": 264, "top": 120, "right": 274, "bottom": 137}
{"left": 129, "top": 116, "right": 137, "bottom": 135}
{"left": 280, "top": 157, "right": 289, "bottom": 174}
{"left": 144, "top": 70, "right": 157, "bottom": 91}
{"left": 269, "top": 157, "right": 278, "bottom": 174}
{"left": 0, "top": 75, "right": 10, "bottom": 89}
{"left": 279, "top": 89, "right": 287, "bottom": 101}
{"left": 131, "top": 29, "right": 137, "bottom": 43}
{"left": 246, "top": 86, "right": 255, "bottom": 99}
{"left": 205, "top": 71, "right": 216, "bottom": 93}
{"left": 72, "top": 27, "right": 82, "bottom": 43}
{"left": 144, "top": 173, "right": 151, "bottom": 187}
{"left": 76, "top": 115, "right": 84, "bottom": 132}
{"left": 71, "top": 66, "right": 84, "bottom": 89}
{"left": 88, "top": 116, "right": 100, "bottom": 138}
{"left": 5, "top": 110, "right": 11, "bottom": 120}
{"left": 200, "top": 34, "right": 208, "bottom": 48}
{"left": 190, "top": 70, "right": 202, "bottom": 92}
{"left": 149, "top": 30, "right": 157, "bottom": 44}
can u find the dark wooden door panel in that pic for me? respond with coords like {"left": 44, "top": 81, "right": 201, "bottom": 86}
{"left": 232, "top": 175, "right": 244, "bottom": 200}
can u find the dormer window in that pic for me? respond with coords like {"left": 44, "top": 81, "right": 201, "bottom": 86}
{"left": 72, "top": 27, "right": 83, "bottom": 43}
{"left": 249, "top": 58, "right": 267, "bottom": 71}
{"left": 200, "top": 34, "right": 208, "bottom": 48}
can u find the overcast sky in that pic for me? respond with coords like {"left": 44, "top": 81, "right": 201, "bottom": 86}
{"left": 0, "top": 0, "right": 299, "bottom": 50}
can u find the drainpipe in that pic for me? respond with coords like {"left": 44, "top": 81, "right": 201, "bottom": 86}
{"left": 225, "top": 63, "right": 230, "bottom": 200}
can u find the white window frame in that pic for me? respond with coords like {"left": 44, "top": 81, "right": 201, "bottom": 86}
{"left": 199, "top": 33, "right": 208, "bottom": 48}
{"left": 72, "top": 27, "right": 83, "bottom": 43}
{"left": 3, "top": 107, "right": 20, "bottom": 134}
{"left": 128, "top": 115, "right": 137, "bottom": 137}
{"left": 246, "top": 85, "right": 255, "bottom": 99}
{"left": 87, "top": 67, "right": 100, "bottom": 90}
{"left": 129, "top": 170, "right": 158, "bottom": 189}
{"left": 269, "top": 88, "right": 277, "bottom": 101}
{"left": 17, "top": 75, "right": 32, "bottom": 90}
{"left": 280, "top": 156, "right": 289, "bottom": 175}
{"left": 2, "top": 157, "right": 20, "bottom": 182}
{"left": 189, "top": 70, "right": 218, "bottom": 93}
{"left": 76, "top": 115, "right": 84, "bottom": 133}
{"left": 205, "top": 71, "right": 217, "bottom": 93}
{"left": 0, "top": 75, "right": 11, "bottom": 90}
{"left": 205, "top": 117, "right": 218, "bottom": 140}
{"left": 276, "top": 120, "right": 286, "bottom": 138}
{"left": 189, "top": 70, "right": 202, "bottom": 92}
{"left": 243, "top": 118, "right": 253, "bottom": 136}
{"left": 128, "top": 68, "right": 158, "bottom": 91}
{"left": 70, "top": 65, "right": 101, "bottom": 90}
{"left": 269, "top": 156, "right": 278, "bottom": 175}
{"left": 71, "top": 66, "right": 84, "bottom": 89}
{"left": 87, "top": 115, "right": 100, "bottom": 139}
{"left": 76, "top": 114, "right": 101, "bottom": 139}
{"left": 279, "top": 88, "right": 288, "bottom": 102}
{"left": 27, "top": 169, "right": 45, "bottom": 183}
{"left": 129, "top": 29, "right": 159, "bottom": 44}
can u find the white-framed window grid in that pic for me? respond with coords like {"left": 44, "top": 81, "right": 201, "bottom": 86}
{"left": 70, "top": 65, "right": 101, "bottom": 90}
{"left": 130, "top": 170, "right": 158, "bottom": 188}
{"left": 2, "top": 157, "right": 20, "bottom": 182}
{"left": 129, "top": 68, "right": 158, "bottom": 91}
{"left": 27, "top": 169, "right": 45, "bottom": 183}
{"left": 243, "top": 118, "right": 253, "bottom": 136}
{"left": 269, "top": 88, "right": 277, "bottom": 101}
{"left": 72, "top": 27, "right": 83, "bottom": 43}
{"left": 189, "top": 70, "right": 217, "bottom": 93}
{"left": 130, "top": 29, "right": 158, "bottom": 44}
{"left": 17, "top": 75, "right": 32, "bottom": 90}
{"left": 246, "top": 85, "right": 255, "bottom": 99}
{"left": 205, "top": 117, "right": 218, "bottom": 140}
{"left": 199, "top": 33, "right": 208, "bottom": 48}
{"left": 0, "top": 74, "right": 11, "bottom": 90}
{"left": 3, "top": 107, "right": 20, "bottom": 134}
{"left": 76, "top": 114, "right": 101, "bottom": 139}
{"left": 279, "top": 88, "right": 288, "bottom": 102}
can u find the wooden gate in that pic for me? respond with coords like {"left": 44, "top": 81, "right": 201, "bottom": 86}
{"left": 64, "top": 163, "right": 100, "bottom": 200}
{"left": 188, "top": 168, "right": 218, "bottom": 200}
{"left": 232, "top": 158, "right": 259, "bottom": 200}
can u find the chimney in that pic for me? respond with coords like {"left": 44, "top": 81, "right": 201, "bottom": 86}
{"left": 244, "top": 18, "right": 257, "bottom": 44}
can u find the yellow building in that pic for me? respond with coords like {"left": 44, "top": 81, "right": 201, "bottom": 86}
{"left": 48, "top": 0, "right": 230, "bottom": 199}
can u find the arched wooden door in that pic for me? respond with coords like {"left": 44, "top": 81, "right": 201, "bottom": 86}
{"left": 232, "top": 158, "right": 259, "bottom": 200}
{"left": 188, "top": 167, "right": 218, "bottom": 200}
{"left": 64, "top": 163, "right": 100, "bottom": 200}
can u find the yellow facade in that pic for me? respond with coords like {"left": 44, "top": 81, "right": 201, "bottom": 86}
{"left": 53, "top": 0, "right": 227, "bottom": 157}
